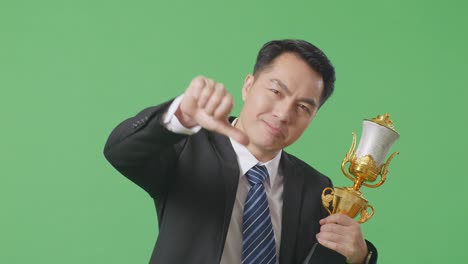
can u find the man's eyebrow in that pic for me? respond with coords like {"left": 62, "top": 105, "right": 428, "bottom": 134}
{"left": 270, "top": 78, "right": 318, "bottom": 107}
{"left": 270, "top": 78, "right": 291, "bottom": 95}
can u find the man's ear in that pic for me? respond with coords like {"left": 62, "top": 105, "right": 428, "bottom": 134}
{"left": 242, "top": 74, "right": 255, "bottom": 101}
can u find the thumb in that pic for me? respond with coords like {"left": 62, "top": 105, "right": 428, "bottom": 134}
{"left": 213, "top": 119, "right": 249, "bottom": 145}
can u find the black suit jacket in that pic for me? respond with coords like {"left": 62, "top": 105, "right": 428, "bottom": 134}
{"left": 104, "top": 99, "right": 377, "bottom": 264}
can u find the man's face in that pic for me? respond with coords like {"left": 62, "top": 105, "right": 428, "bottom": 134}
{"left": 236, "top": 52, "right": 324, "bottom": 160}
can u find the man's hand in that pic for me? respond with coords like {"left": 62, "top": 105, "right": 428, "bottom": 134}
{"left": 176, "top": 76, "right": 249, "bottom": 145}
{"left": 316, "top": 214, "right": 368, "bottom": 264}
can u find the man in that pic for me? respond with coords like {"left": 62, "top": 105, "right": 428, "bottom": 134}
{"left": 104, "top": 39, "right": 378, "bottom": 264}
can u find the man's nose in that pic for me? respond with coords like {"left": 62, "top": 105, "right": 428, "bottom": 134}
{"left": 273, "top": 102, "right": 292, "bottom": 123}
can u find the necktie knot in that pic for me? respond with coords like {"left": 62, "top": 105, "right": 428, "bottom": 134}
{"left": 246, "top": 165, "right": 268, "bottom": 186}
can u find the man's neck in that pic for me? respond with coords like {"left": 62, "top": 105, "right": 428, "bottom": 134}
{"left": 247, "top": 145, "right": 280, "bottom": 163}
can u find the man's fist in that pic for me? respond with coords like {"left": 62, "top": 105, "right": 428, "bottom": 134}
{"left": 316, "top": 214, "right": 369, "bottom": 264}
{"left": 176, "top": 76, "right": 249, "bottom": 145}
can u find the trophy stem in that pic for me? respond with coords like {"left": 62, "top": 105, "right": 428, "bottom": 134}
{"left": 352, "top": 178, "right": 365, "bottom": 191}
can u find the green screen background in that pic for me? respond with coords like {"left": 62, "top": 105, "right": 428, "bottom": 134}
{"left": 1, "top": 0, "right": 467, "bottom": 263}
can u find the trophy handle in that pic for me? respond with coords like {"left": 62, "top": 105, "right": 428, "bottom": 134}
{"left": 341, "top": 132, "right": 357, "bottom": 183}
{"left": 321, "top": 187, "right": 335, "bottom": 215}
{"left": 362, "top": 151, "right": 399, "bottom": 188}
{"left": 357, "top": 204, "right": 375, "bottom": 224}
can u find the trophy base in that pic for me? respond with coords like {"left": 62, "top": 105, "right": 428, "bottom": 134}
{"left": 322, "top": 187, "right": 375, "bottom": 224}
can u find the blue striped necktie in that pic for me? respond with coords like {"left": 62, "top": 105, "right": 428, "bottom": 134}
{"left": 241, "top": 165, "right": 277, "bottom": 264}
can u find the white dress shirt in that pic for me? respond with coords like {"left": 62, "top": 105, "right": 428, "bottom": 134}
{"left": 163, "top": 95, "right": 284, "bottom": 264}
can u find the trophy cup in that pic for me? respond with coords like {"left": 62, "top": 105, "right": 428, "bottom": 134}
{"left": 321, "top": 114, "right": 400, "bottom": 224}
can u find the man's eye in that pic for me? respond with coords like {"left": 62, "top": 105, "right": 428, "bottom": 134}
{"left": 298, "top": 104, "right": 310, "bottom": 113}
{"left": 270, "top": 89, "right": 280, "bottom": 95}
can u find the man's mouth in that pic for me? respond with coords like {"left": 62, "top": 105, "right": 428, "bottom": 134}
{"left": 262, "top": 120, "right": 285, "bottom": 137}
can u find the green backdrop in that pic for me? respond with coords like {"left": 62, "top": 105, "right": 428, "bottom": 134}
{"left": 1, "top": 0, "right": 467, "bottom": 263}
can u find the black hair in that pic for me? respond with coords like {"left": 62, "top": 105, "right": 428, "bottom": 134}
{"left": 253, "top": 39, "right": 336, "bottom": 106}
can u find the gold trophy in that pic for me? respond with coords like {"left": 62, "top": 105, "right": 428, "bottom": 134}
{"left": 321, "top": 114, "right": 400, "bottom": 224}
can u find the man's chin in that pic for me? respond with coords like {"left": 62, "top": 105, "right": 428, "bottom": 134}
{"left": 251, "top": 139, "right": 283, "bottom": 153}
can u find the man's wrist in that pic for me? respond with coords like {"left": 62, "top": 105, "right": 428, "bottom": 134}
{"left": 175, "top": 107, "right": 197, "bottom": 128}
{"left": 163, "top": 95, "right": 201, "bottom": 135}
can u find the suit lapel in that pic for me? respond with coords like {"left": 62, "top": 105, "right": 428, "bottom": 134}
{"left": 208, "top": 131, "right": 240, "bottom": 251}
{"left": 279, "top": 152, "right": 305, "bottom": 264}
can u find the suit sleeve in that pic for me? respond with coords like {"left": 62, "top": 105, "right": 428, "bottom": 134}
{"left": 302, "top": 239, "right": 378, "bottom": 264}
{"left": 363, "top": 240, "right": 378, "bottom": 264}
{"left": 103, "top": 98, "right": 189, "bottom": 198}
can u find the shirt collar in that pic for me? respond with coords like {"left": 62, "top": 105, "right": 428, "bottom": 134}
{"left": 229, "top": 118, "right": 282, "bottom": 186}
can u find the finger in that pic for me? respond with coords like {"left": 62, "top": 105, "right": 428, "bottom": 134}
{"left": 212, "top": 119, "right": 249, "bottom": 145}
{"left": 198, "top": 78, "right": 215, "bottom": 108}
{"left": 213, "top": 93, "right": 234, "bottom": 119}
{"left": 316, "top": 237, "right": 351, "bottom": 260}
{"left": 320, "top": 223, "right": 361, "bottom": 243}
{"left": 321, "top": 221, "right": 365, "bottom": 246}
{"left": 316, "top": 231, "right": 347, "bottom": 245}
{"left": 181, "top": 77, "right": 206, "bottom": 116}
{"left": 318, "top": 220, "right": 367, "bottom": 264}
{"left": 320, "top": 223, "right": 347, "bottom": 235}
{"left": 186, "top": 76, "right": 205, "bottom": 100}
{"left": 204, "top": 83, "right": 226, "bottom": 115}
{"left": 318, "top": 231, "right": 367, "bottom": 264}
{"left": 321, "top": 213, "right": 355, "bottom": 226}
